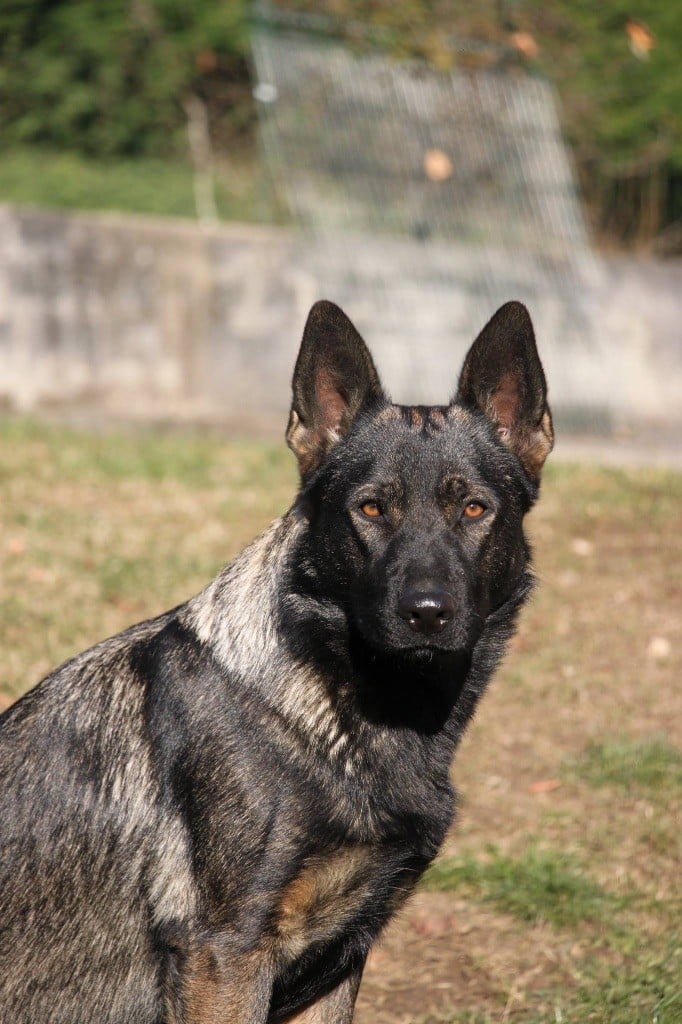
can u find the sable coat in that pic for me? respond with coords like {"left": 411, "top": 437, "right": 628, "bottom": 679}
{"left": 0, "top": 300, "right": 552, "bottom": 1023}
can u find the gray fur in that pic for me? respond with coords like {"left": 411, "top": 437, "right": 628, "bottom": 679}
{"left": 0, "top": 299, "right": 552, "bottom": 1023}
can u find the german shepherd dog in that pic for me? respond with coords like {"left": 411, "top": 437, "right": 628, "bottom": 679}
{"left": 0, "top": 300, "right": 552, "bottom": 1023}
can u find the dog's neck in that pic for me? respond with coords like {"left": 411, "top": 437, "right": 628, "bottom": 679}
{"left": 184, "top": 513, "right": 299, "bottom": 683}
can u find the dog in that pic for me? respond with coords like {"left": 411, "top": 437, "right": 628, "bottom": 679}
{"left": 0, "top": 299, "right": 552, "bottom": 1023}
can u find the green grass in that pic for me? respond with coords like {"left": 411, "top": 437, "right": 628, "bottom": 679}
{"left": 569, "top": 942, "right": 682, "bottom": 1024}
{"left": 567, "top": 737, "right": 682, "bottom": 793}
{"left": 0, "top": 145, "right": 269, "bottom": 222}
{"left": 416, "top": 941, "right": 682, "bottom": 1024}
{"left": 0, "top": 418, "right": 291, "bottom": 487}
{"left": 423, "top": 846, "right": 615, "bottom": 929}
{"left": 516, "top": 935, "right": 682, "bottom": 1024}
{"left": 540, "top": 460, "right": 682, "bottom": 526}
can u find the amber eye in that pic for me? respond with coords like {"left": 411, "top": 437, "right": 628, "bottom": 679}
{"left": 360, "top": 500, "right": 382, "bottom": 519}
{"left": 463, "top": 501, "right": 486, "bottom": 519}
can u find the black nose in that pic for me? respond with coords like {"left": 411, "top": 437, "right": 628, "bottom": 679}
{"left": 397, "top": 588, "right": 455, "bottom": 636}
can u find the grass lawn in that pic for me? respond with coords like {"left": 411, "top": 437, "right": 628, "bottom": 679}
{"left": 0, "top": 145, "right": 271, "bottom": 222}
{"left": 1, "top": 420, "right": 680, "bottom": 1022}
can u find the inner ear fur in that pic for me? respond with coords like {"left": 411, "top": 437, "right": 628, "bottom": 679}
{"left": 287, "top": 300, "right": 386, "bottom": 479}
{"left": 455, "top": 301, "right": 554, "bottom": 483}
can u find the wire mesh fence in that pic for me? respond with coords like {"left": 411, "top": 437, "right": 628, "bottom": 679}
{"left": 250, "top": 9, "right": 653, "bottom": 428}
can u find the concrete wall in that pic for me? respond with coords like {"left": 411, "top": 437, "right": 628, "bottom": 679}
{"left": 0, "top": 205, "right": 313, "bottom": 430}
{"left": 1, "top": 204, "right": 680, "bottom": 434}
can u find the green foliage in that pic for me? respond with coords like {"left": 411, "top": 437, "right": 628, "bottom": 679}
{"left": 2, "top": 1, "right": 679, "bottom": 175}
{"left": 0, "top": 4, "right": 680, "bottom": 237}
{"left": 523, "top": 0, "right": 682, "bottom": 171}
{"left": 0, "top": 0, "right": 250, "bottom": 157}
{"left": 423, "top": 846, "right": 615, "bottom": 928}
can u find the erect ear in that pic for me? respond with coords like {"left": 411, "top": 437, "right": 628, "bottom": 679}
{"left": 455, "top": 301, "right": 553, "bottom": 483}
{"left": 287, "top": 300, "right": 386, "bottom": 479}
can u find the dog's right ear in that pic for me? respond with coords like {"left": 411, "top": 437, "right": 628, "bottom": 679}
{"left": 287, "top": 301, "right": 385, "bottom": 479}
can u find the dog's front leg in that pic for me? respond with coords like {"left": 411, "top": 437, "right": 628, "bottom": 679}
{"left": 282, "top": 966, "right": 364, "bottom": 1024}
{"left": 175, "top": 936, "right": 273, "bottom": 1024}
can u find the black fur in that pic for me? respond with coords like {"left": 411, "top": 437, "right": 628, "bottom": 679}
{"left": 0, "top": 300, "right": 552, "bottom": 1023}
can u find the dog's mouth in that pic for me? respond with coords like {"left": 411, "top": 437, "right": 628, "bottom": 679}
{"left": 350, "top": 621, "right": 473, "bottom": 670}
{"left": 353, "top": 620, "right": 460, "bottom": 658}
{"left": 351, "top": 608, "right": 481, "bottom": 660}
{"left": 394, "top": 642, "right": 460, "bottom": 661}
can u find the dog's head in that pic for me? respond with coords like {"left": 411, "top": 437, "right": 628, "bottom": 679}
{"left": 287, "top": 300, "right": 552, "bottom": 665}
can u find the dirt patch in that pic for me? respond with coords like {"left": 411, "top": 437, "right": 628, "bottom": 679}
{"left": 357, "top": 892, "right": 580, "bottom": 1023}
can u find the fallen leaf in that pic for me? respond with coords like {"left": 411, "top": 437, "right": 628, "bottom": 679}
{"left": 510, "top": 31, "right": 539, "bottom": 60}
{"left": 411, "top": 913, "right": 457, "bottom": 938}
{"left": 626, "top": 19, "right": 655, "bottom": 60}
{"left": 529, "top": 779, "right": 562, "bottom": 794}
{"left": 424, "top": 148, "right": 453, "bottom": 183}
{"left": 647, "top": 636, "right": 671, "bottom": 660}
{"left": 195, "top": 49, "right": 217, "bottom": 73}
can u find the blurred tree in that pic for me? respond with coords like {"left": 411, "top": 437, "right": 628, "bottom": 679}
{"left": 520, "top": 0, "right": 681, "bottom": 245}
{"left": 0, "top": 0, "right": 251, "bottom": 156}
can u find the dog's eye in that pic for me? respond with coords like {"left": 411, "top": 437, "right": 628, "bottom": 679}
{"left": 360, "top": 500, "right": 382, "bottom": 519}
{"left": 463, "top": 501, "right": 486, "bottom": 519}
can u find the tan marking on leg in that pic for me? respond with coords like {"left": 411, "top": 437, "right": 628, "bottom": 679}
{"left": 283, "top": 966, "right": 364, "bottom": 1023}
{"left": 409, "top": 407, "right": 424, "bottom": 428}
{"left": 277, "top": 847, "right": 375, "bottom": 959}
{"left": 279, "top": 872, "right": 318, "bottom": 930}
{"left": 181, "top": 942, "right": 272, "bottom": 1024}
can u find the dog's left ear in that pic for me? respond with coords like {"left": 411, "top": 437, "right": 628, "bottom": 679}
{"left": 287, "top": 300, "right": 386, "bottom": 479}
{"left": 455, "top": 301, "right": 553, "bottom": 483}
